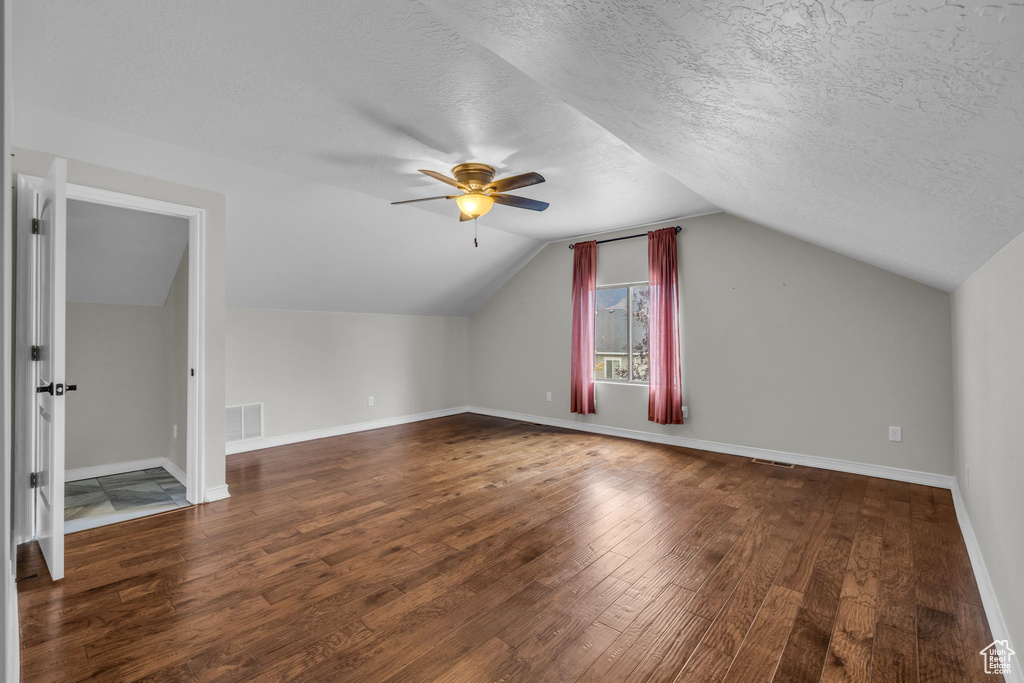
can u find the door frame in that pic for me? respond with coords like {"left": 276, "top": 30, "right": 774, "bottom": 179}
{"left": 14, "top": 177, "right": 207, "bottom": 544}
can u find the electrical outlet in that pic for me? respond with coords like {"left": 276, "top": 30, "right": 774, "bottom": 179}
{"left": 682, "top": 406, "right": 689, "bottom": 419}
{"left": 888, "top": 426, "right": 902, "bottom": 442}
{"left": 546, "top": 391, "right": 552, "bottom": 402}
{"left": 368, "top": 396, "right": 374, "bottom": 407}
{"left": 172, "top": 425, "right": 177, "bottom": 439}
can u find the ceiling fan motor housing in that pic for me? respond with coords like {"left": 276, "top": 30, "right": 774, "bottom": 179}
{"left": 452, "top": 163, "right": 496, "bottom": 190}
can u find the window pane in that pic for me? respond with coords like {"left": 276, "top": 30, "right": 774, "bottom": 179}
{"left": 595, "top": 288, "right": 629, "bottom": 380}
{"left": 631, "top": 286, "right": 650, "bottom": 382}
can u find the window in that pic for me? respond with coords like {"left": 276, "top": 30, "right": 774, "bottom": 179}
{"left": 595, "top": 283, "right": 649, "bottom": 383}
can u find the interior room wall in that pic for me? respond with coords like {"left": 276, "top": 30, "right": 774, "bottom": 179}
{"left": 11, "top": 148, "right": 228, "bottom": 499}
{"left": 952, "top": 229, "right": 1024, "bottom": 653}
{"left": 65, "top": 303, "right": 168, "bottom": 472}
{"left": 163, "top": 249, "right": 189, "bottom": 473}
{"left": 226, "top": 308, "right": 468, "bottom": 440}
{"left": 64, "top": 248, "right": 189, "bottom": 476}
{"left": 469, "top": 212, "right": 956, "bottom": 475}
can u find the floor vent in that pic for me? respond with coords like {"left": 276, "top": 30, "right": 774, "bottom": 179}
{"left": 226, "top": 403, "right": 264, "bottom": 443}
{"left": 751, "top": 458, "right": 795, "bottom": 468}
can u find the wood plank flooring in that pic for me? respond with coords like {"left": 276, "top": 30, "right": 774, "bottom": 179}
{"left": 17, "top": 414, "right": 997, "bottom": 681}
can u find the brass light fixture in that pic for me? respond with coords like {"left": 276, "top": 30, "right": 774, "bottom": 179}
{"left": 455, "top": 192, "right": 494, "bottom": 219}
{"left": 391, "top": 163, "right": 549, "bottom": 246}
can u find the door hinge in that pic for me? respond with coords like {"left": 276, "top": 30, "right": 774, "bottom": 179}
{"left": 30, "top": 345, "right": 40, "bottom": 361}
{"left": 31, "top": 217, "right": 40, "bottom": 234}
{"left": 30, "top": 472, "right": 38, "bottom": 488}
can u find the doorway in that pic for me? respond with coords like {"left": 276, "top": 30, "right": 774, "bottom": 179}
{"left": 14, "top": 160, "right": 207, "bottom": 580}
{"left": 62, "top": 198, "right": 191, "bottom": 532}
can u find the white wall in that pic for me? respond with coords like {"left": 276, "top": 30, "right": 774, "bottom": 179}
{"left": 470, "top": 213, "right": 955, "bottom": 474}
{"left": 64, "top": 250, "right": 188, "bottom": 474}
{"left": 163, "top": 250, "right": 189, "bottom": 471}
{"left": 226, "top": 309, "right": 468, "bottom": 440}
{"left": 952, "top": 229, "right": 1024, "bottom": 654}
{"left": 66, "top": 303, "right": 167, "bottom": 471}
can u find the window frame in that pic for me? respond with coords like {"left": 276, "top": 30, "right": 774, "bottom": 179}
{"left": 594, "top": 281, "right": 650, "bottom": 386}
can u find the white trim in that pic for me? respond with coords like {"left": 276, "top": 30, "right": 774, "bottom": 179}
{"left": 2, "top": 0, "right": 18, "bottom": 675}
{"left": 22, "top": 176, "right": 209, "bottom": 507}
{"left": 226, "top": 406, "right": 470, "bottom": 455}
{"left": 4, "top": 572, "right": 16, "bottom": 683}
{"left": 204, "top": 485, "right": 230, "bottom": 502}
{"left": 951, "top": 478, "right": 1022, "bottom": 683}
{"left": 161, "top": 458, "right": 186, "bottom": 486}
{"left": 228, "top": 404, "right": 955, "bottom": 489}
{"left": 465, "top": 406, "right": 955, "bottom": 489}
{"left": 65, "top": 457, "right": 187, "bottom": 486}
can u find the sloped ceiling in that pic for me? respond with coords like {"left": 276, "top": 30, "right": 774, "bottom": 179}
{"left": 12, "top": 0, "right": 711, "bottom": 241}
{"left": 422, "top": 0, "right": 1024, "bottom": 290}
{"left": 66, "top": 199, "right": 189, "bottom": 307}
{"left": 13, "top": 0, "right": 1024, "bottom": 315}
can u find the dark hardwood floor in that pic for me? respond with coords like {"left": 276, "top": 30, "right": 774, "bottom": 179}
{"left": 17, "top": 414, "right": 996, "bottom": 681}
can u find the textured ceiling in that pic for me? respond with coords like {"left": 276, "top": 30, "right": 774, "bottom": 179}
{"left": 13, "top": 0, "right": 1024, "bottom": 311}
{"left": 421, "top": 0, "right": 1024, "bottom": 291}
{"left": 66, "top": 199, "right": 188, "bottom": 307}
{"left": 12, "top": 0, "right": 712, "bottom": 241}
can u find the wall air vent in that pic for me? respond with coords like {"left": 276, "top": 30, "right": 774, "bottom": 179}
{"left": 751, "top": 458, "right": 795, "bottom": 469}
{"left": 226, "top": 403, "right": 264, "bottom": 443}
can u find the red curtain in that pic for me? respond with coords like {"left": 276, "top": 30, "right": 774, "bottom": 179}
{"left": 648, "top": 228, "right": 684, "bottom": 424}
{"left": 570, "top": 241, "right": 597, "bottom": 414}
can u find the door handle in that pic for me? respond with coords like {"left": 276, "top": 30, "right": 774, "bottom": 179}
{"left": 36, "top": 383, "right": 53, "bottom": 395}
{"left": 66, "top": 384, "right": 77, "bottom": 392}
{"left": 35, "top": 383, "right": 65, "bottom": 396}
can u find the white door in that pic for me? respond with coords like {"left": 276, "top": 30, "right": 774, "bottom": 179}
{"left": 17, "top": 159, "right": 67, "bottom": 581}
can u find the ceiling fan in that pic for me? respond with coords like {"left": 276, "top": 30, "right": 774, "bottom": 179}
{"left": 391, "top": 163, "right": 549, "bottom": 230}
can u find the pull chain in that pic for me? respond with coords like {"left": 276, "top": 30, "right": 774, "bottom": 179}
{"left": 474, "top": 220, "right": 478, "bottom": 248}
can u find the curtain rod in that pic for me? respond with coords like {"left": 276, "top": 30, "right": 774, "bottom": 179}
{"left": 568, "top": 226, "right": 681, "bottom": 249}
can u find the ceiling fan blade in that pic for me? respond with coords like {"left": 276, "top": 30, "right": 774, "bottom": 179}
{"left": 485, "top": 172, "right": 545, "bottom": 193}
{"left": 492, "top": 193, "right": 550, "bottom": 212}
{"left": 459, "top": 212, "right": 474, "bottom": 222}
{"left": 420, "top": 169, "right": 467, "bottom": 190}
{"left": 390, "top": 195, "right": 456, "bottom": 205}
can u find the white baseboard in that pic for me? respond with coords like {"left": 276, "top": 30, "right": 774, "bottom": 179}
{"left": 951, "top": 478, "right": 1022, "bottom": 683}
{"left": 161, "top": 459, "right": 186, "bottom": 486}
{"left": 4, "top": 568, "right": 18, "bottom": 683}
{"left": 204, "top": 485, "right": 230, "bottom": 502}
{"left": 466, "top": 406, "right": 955, "bottom": 490}
{"left": 65, "top": 456, "right": 187, "bottom": 486}
{"left": 225, "top": 406, "right": 471, "bottom": 455}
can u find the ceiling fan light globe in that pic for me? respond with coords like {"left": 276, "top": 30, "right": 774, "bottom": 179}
{"left": 456, "top": 193, "right": 494, "bottom": 218}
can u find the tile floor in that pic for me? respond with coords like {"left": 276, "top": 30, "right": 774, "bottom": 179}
{"left": 64, "top": 467, "right": 191, "bottom": 533}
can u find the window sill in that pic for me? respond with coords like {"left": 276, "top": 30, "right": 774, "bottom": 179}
{"left": 595, "top": 380, "right": 649, "bottom": 387}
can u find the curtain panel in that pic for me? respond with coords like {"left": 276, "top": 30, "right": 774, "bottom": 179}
{"left": 648, "top": 228, "right": 684, "bottom": 424}
{"left": 570, "top": 241, "right": 597, "bottom": 414}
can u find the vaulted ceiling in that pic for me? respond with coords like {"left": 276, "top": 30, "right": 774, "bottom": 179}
{"left": 13, "top": 0, "right": 1024, "bottom": 314}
